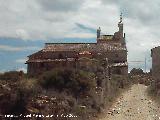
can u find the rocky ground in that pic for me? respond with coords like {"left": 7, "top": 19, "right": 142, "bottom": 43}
{"left": 99, "top": 84, "right": 160, "bottom": 120}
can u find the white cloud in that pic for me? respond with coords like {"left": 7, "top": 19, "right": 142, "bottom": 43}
{"left": 0, "top": 0, "right": 160, "bottom": 71}
{"left": 0, "top": 45, "right": 40, "bottom": 52}
{"left": 16, "top": 58, "right": 27, "bottom": 63}
{"left": 16, "top": 29, "right": 30, "bottom": 40}
{"left": 38, "top": 0, "right": 84, "bottom": 12}
{"left": 65, "top": 33, "right": 95, "bottom": 38}
{"left": 0, "top": 0, "right": 120, "bottom": 40}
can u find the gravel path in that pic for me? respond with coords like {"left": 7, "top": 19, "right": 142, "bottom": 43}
{"left": 100, "top": 84, "right": 160, "bottom": 120}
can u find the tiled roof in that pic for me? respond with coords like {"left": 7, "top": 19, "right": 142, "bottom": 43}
{"left": 95, "top": 43, "right": 127, "bottom": 51}
{"left": 42, "top": 43, "right": 127, "bottom": 52}
{"left": 26, "top": 58, "right": 76, "bottom": 63}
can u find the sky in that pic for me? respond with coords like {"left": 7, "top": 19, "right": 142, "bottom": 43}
{"left": 0, "top": 0, "right": 160, "bottom": 73}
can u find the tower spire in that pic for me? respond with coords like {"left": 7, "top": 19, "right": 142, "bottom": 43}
{"left": 118, "top": 12, "right": 123, "bottom": 35}
{"left": 97, "top": 27, "right": 101, "bottom": 39}
{"left": 120, "top": 12, "right": 123, "bottom": 23}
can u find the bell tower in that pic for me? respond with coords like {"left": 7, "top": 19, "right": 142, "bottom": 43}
{"left": 118, "top": 13, "right": 126, "bottom": 46}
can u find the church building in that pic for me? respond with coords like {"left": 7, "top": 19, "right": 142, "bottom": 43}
{"left": 26, "top": 15, "right": 128, "bottom": 76}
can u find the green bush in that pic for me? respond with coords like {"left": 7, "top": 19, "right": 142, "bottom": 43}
{"left": 39, "top": 68, "right": 96, "bottom": 97}
{"left": 0, "top": 71, "right": 24, "bottom": 81}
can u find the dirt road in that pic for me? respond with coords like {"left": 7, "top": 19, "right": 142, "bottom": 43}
{"left": 100, "top": 84, "right": 160, "bottom": 120}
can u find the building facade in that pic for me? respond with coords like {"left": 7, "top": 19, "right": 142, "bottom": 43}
{"left": 26, "top": 16, "right": 128, "bottom": 76}
{"left": 151, "top": 46, "right": 160, "bottom": 89}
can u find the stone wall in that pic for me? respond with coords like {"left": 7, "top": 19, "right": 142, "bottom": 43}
{"left": 27, "top": 60, "right": 77, "bottom": 76}
{"left": 151, "top": 46, "right": 160, "bottom": 89}
{"left": 27, "top": 49, "right": 128, "bottom": 76}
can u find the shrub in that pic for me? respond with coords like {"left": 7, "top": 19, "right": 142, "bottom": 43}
{"left": 0, "top": 71, "right": 24, "bottom": 81}
{"left": 130, "top": 68, "right": 144, "bottom": 75}
{"left": 0, "top": 78, "right": 41, "bottom": 115}
{"left": 39, "top": 68, "right": 72, "bottom": 90}
{"left": 39, "top": 68, "right": 96, "bottom": 97}
{"left": 148, "top": 83, "right": 160, "bottom": 104}
{"left": 19, "top": 78, "right": 42, "bottom": 96}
